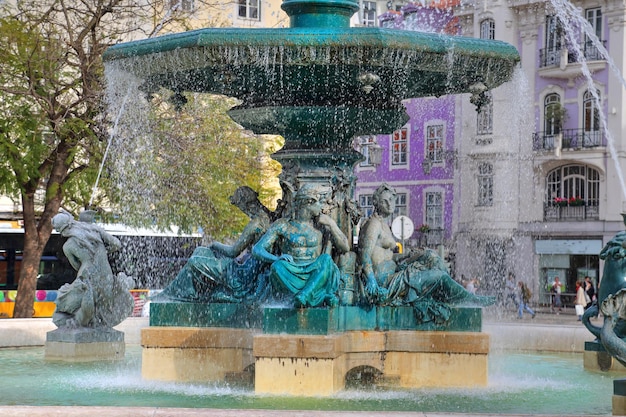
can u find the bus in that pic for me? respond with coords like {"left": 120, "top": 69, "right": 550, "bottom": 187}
{"left": 0, "top": 221, "right": 201, "bottom": 318}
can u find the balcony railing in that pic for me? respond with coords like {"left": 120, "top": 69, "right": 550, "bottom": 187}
{"left": 532, "top": 129, "right": 604, "bottom": 151}
{"left": 539, "top": 40, "right": 607, "bottom": 68}
{"left": 544, "top": 204, "right": 599, "bottom": 221}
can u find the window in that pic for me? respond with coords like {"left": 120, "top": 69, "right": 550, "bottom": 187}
{"left": 169, "top": 0, "right": 194, "bottom": 11}
{"left": 357, "top": 135, "right": 377, "bottom": 167}
{"left": 426, "top": 125, "right": 443, "bottom": 163}
{"left": 544, "top": 16, "right": 562, "bottom": 66}
{"left": 544, "top": 93, "right": 562, "bottom": 136}
{"left": 239, "top": 0, "right": 259, "bottom": 20}
{"left": 359, "top": 194, "right": 374, "bottom": 218}
{"left": 546, "top": 164, "right": 600, "bottom": 207}
{"left": 425, "top": 192, "right": 443, "bottom": 229}
{"left": 362, "top": 1, "right": 376, "bottom": 26}
{"left": 480, "top": 19, "right": 495, "bottom": 40}
{"left": 477, "top": 92, "right": 493, "bottom": 135}
{"left": 477, "top": 162, "right": 493, "bottom": 206}
{"left": 584, "top": 8, "right": 603, "bottom": 60}
{"left": 359, "top": 192, "right": 406, "bottom": 218}
{"left": 394, "top": 193, "right": 407, "bottom": 217}
{"left": 583, "top": 89, "right": 600, "bottom": 146}
{"left": 586, "top": 8, "right": 602, "bottom": 40}
{"left": 391, "top": 127, "right": 408, "bottom": 166}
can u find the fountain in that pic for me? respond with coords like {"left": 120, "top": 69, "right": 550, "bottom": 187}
{"left": 101, "top": 0, "right": 519, "bottom": 396}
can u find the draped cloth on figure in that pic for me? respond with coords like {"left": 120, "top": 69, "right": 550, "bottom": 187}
{"left": 384, "top": 261, "right": 490, "bottom": 325}
{"left": 156, "top": 246, "right": 267, "bottom": 303}
{"left": 270, "top": 253, "right": 340, "bottom": 307}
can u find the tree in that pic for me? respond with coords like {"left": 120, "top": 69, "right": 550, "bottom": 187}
{"left": 0, "top": 1, "right": 278, "bottom": 317}
{"left": 105, "top": 90, "right": 271, "bottom": 238}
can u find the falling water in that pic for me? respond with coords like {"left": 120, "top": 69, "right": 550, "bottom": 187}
{"left": 89, "top": 1, "right": 197, "bottom": 207}
{"left": 89, "top": 88, "right": 132, "bottom": 208}
{"left": 550, "top": 0, "right": 626, "bottom": 200}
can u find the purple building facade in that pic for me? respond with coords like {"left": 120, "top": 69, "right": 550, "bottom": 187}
{"left": 354, "top": 2, "right": 461, "bottom": 256}
{"left": 355, "top": 95, "right": 459, "bottom": 250}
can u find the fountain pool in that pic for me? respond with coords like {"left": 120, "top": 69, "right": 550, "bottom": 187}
{"left": 0, "top": 345, "right": 615, "bottom": 415}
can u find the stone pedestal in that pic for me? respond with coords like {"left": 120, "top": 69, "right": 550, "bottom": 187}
{"left": 584, "top": 341, "right": 626, "bottom": 372}
{"left": 45, "top": 328, "right": 125, "bottom": 361}
{"left": 140, "top": 304, "right": 489, "bottom": 395}
{"left": 614, "top": 378, "right": 626, "bottom": 415}
{"left": 254, "top": 330, "right": 489, "bottom": 396}
{"left": 141, "top": 327, "right": 258, "bottom": 382}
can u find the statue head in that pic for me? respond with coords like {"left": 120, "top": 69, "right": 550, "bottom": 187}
{"left": 229, "top": 186, "right": 259, "bottom": 207}
{"left": 372, "top": 183, "right": 396, "bottom": 213}
{"left": 52, "top": 210, "right": 74, "bottom": 234}
{"left": 294, "top": 183, "right": 321, "bottom": 205}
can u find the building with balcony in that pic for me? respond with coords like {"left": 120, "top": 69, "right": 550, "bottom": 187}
{"left": 354, "top": 0, "right": 625, "bottom": 303}
{"left": 451, "top": 0, "right": 625, "bottom": 302}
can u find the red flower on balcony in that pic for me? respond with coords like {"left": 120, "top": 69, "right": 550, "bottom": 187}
{"left": 568, "top": 197, "right": 585, "bottom": 206}
{"left": 553, "top": 197, "right": 584, "bottom": 207}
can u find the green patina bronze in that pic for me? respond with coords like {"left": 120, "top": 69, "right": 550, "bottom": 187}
{"left": 583, "top": 214, "right": 626, "bottom": 366}
{"left": 103, "top": 0, "right": 519, "bottom": 150}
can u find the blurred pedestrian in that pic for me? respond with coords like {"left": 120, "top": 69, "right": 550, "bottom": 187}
{"left": 551, "top": 277, "right": 563, "bottom": 314}
{"left": 517, "top": 281, "right": 536, "bottom": 319}
{"left": 574, "top": 280, "right": 587, "bottom": 321}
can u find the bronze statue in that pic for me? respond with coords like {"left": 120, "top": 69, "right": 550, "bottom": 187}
{"left": 253, "top": 183, "right": 350, "bottom": 308}
{"left": 358, "top": 183, "right": 494, "bottom": 323}
{"left": 154, "top": 186, "right": 271, "bottom": 303}
{"left": 51, "top": 210, "right": 134, "bottom": 328}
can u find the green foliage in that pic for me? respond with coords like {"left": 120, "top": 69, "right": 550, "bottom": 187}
{"left": 105, "top": 92, "right": 268, "bottom": 239}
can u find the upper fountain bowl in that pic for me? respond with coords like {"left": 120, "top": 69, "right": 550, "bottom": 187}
{"left": 102, "top": 0, "right": 519, "bottom": 146}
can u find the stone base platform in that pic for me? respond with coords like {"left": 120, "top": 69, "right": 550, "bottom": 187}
{"left": 254, "top": 330, "right": 489, "bottom": 396}
{"left": 142, "top": 327, "right": 258, "bottom": 382}
{"left": 142, "top": 326, "right": 489, "bottom": 396}
{"left": 583, "top": 340, "right": 626, "bottom": 372}
{"left": 44, "top": 328, "right": 125, "bottom": 361}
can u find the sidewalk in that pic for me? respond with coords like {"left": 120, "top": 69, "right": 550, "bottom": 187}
{"left": 485, "top": 303, "right": 600, "bottom": 325}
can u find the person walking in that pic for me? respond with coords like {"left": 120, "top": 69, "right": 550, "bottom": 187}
{"left": 584, "top": 276, "right": 596, "bottom": 309}
{"left": 505, "top": 272, "right": 516, "bottom": 307}
{"left": 517, "top": 281, "right": 536, "bottom": 319}
{"left": 574, "top": 280, "right": 588, "bottom": 321}
{"left": 551, "top": 277, "right": 563, "bottom": 314}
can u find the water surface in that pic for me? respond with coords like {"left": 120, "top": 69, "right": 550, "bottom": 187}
{"left": 0, "top": 346, "right": 615, "bottom": 415}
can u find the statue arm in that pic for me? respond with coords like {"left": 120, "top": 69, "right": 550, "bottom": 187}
{"left": 252, "top": 221, "right": 284, "bottom": 264}
{"left": 63, "top": 242, "right": 82, "bottom": 272}
{"left": 99, "top": 229, "right": 121, "bottom": 253}
{"left": 318, "top": 214, "right": 349, "bottom": 254}
{"left": 211, "top": 217, "right": 264, "bottom": 258}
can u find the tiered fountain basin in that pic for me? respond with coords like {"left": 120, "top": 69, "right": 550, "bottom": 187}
{"left": 103, "top": 0, "right": 518, "bottom": 397}
{"left": 143, "top": 303, "right": 487, "bottom": 396}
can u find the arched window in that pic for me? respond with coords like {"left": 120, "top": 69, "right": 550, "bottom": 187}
{"left": 544, "top": 93, "right": 562, "bottom": 136}
{"left": 480, "top": 19, "right": 495, "bottom": 40}
{"left": 583, "top": 89, "right": 601, "bottom": 146}
{"left": 545, "top": 164, "right": 600, "bottom": 207}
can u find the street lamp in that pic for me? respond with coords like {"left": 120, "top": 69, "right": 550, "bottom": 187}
{"left": 368, "top": 143, "right": 383, "bottom": 167}
{"left": 421, "top": 158, "right": 432, "bottom": 175}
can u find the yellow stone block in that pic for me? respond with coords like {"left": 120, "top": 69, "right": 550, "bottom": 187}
{"left": 255, "top": 357, "right": 343, "bottom": 396}
{"left": 613, "top": 394, "right": 626, "bottom": 416}
{"left": 141, "top": 327, "right": 257, "bottom": 382}
{"left": 384, "top": 351, "right": 488, "bottom": 387}
{"left": 45, "top": 341, "right": 125, "bottom": 362}
{"left": 142, "top": 346, "right": 251, "bottom": 382}
{"left": 584, "top": 350, "right": 626, "bottom": 372}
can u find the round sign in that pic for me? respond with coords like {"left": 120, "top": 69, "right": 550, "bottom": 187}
{"left": 391, "top": 215, "right": 414, "bottom": 240}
